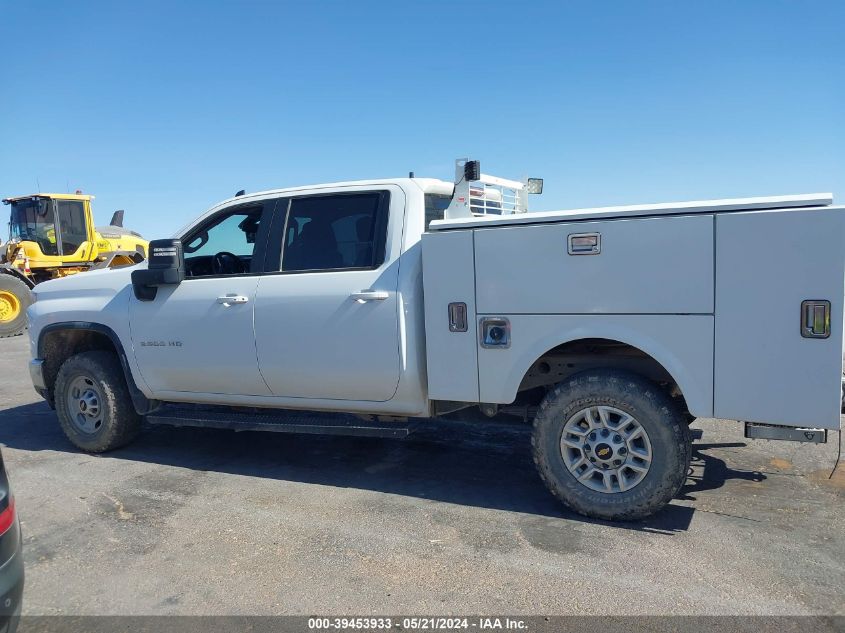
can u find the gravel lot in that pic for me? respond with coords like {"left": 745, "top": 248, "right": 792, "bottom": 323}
{"left": 0, "top": 335, "right": 842, "bottom": 616}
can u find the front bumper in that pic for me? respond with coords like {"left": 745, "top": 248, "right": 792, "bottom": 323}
{"left": 28, "top": 359, "right": 48, "bottom": 401}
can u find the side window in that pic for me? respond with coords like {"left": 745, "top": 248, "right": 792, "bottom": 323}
{"left": 281, "top": 192, "right": 388, "bottom": 272}
{"left": 9, "top": 198, "right": 59, "bottom": 256}
{"left": 424, "top": 193, "right": 452, "bottom": 230}
{"left": 181, "top": 204, "right": 265, "bottom": 277}
{"left": 55, "top": 200, "right": 87, "bottom": 255}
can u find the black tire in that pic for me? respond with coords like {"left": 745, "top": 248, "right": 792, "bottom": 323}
{"left": 54, "top": 351, "right": 142, "bottom": 452}
{"left": 0, "top": 274, "right": 33, "bottom": 338}
{"left": 532, "top": 369, "right": 691, "bottom": 521}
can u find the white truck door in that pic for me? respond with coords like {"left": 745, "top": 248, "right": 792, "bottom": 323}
{"left": 253, "top": 187, "right": 403, "bottom": 401}
{"left": 128, "top": 201, "right": 274, "bottom": 396}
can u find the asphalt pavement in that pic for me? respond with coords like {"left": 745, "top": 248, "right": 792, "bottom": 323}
{"left": 0, "top": 335, "right": 842, "bottom": 616}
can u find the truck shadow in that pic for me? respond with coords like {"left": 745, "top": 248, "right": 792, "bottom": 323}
{"left": 0, "top": 401, "right": 766, "bottom": 534}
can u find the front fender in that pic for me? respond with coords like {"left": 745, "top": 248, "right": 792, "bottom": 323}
{"left": 26, "top": 266, "right": 155, "bottom": 408}
{"left": 35, "top": 321, "right": 159, "bottom": 415}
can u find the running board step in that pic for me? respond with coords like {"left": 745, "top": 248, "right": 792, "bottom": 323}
{"left": 744, "top": 422, "right": 827, "bottom": 443}
{"left": 146, "top": 405, "right": 412, "bottom": 438}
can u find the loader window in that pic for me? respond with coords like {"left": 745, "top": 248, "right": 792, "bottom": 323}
{"left": 9, "top": 198, "right": 59, "bottom": 256}
{"left": 56, "top": 200, "right": 88, "bottom": 256}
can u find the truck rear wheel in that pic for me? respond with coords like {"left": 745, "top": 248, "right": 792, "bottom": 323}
{"left": 54, "top": 351, "right": 142, "bottom": 453}
{"left": 0, "top": 275, "right": 32, "bottom": 338}
{"left": 532, "top": 369, "right": 691, "bottom": 521}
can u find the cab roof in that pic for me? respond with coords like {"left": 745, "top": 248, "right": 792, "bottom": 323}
{"left": 212, "top": 178, "right": 451, "bottom": 208}
{"left": 2, "top": 193, "right": 93, "bottom": 204}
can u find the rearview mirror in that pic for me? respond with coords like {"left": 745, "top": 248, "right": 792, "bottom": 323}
{"left": 131, "top": 239, "right": 185, "bottom": 301}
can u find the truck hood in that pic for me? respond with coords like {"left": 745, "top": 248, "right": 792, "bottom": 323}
{"left": 32, "top": 264, "right": 140, "bottom": 301}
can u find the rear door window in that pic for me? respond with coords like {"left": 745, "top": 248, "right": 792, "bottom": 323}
{"left": 280, "top": 192, "right": 389, "bottom": 272}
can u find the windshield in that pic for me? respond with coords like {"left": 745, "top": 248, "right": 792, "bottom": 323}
{"left": 9, "top": 198, "right": 59, "bottom": 256}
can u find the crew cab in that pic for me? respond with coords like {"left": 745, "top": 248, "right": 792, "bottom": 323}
{"left": 26, "top": 160, "right": 845, "bottom": 520}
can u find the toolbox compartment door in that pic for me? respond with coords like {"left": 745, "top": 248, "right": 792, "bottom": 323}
{"left": 473, "top": 215, "right": 714, "bottom": 315}
{"left": 713, "top": 207, "right": 845, "bottom": 429}
{"left": 422, "top": 229, "right": 480, "bottom": 402}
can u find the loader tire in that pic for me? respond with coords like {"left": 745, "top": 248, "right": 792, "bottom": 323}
{"left": 532, "top": 369, "right": 691, "bottom": 521}
{"left": 0, "top": 274, "right": 32, "bottom": 338}
{"left": 55, "top": 351, "right": 142, "bottom": 453}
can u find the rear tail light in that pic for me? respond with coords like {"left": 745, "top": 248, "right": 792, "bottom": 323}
{"left": 0, "top": 453, "right": 14, "bottom": 537}
{"left": 0, "top": 497, "right": 15, "bottom": 537}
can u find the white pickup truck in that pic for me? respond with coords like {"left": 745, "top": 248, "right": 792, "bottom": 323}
{"left": 26, "top": 160, "right": 845, "bottom": 520}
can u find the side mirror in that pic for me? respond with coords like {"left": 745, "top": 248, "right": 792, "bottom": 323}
{"left": 131, "top": 239, "right": 185, "bottom": 301}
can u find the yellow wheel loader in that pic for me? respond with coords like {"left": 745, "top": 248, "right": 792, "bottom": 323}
{"left": 0, "top": 192, "right": 148, "bottom": 337}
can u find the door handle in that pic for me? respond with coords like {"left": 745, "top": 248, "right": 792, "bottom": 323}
{"left": 217, "top": 295, "right": 249, "bottom": 305}
{"left": 350, "top": 290, "right": 389, "bottom": 303}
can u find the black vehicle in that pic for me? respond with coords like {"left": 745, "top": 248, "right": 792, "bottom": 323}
{"left": 0, "top": 450, "right": 23, "bottom": 631}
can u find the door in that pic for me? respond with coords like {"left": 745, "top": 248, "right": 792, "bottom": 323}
{"left": 129, "top": 200, "right": 274, "bottom": 396}
{"left": 54, "top": 199, "right": 91, "bottom": 260}
{"left": 253, "top": 187, "right": 403, "bottom": 401}
{"left": 713, "top": 207, "right": 845, "bottom": 429}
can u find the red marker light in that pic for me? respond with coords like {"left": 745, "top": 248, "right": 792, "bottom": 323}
{"left": 0, "top": 497, "right": 16, "bottom": 536}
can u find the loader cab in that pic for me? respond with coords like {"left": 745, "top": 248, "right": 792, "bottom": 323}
{"left": 3, "top": 194, "right": 95, "bottom": 260}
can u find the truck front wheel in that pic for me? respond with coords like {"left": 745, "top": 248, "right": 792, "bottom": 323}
{"left": 54, "top": 351, "right": 142, "bottom": 453}
{"left": 0, "top": 275, "right": 32, "bottom": 338}
{"left": 532, "top": 369, "right": 691, "bottom": 521}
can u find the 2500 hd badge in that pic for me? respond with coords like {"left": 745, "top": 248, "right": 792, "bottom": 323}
{"left": 139, "top": 341, "right": 182, "bottom": 348}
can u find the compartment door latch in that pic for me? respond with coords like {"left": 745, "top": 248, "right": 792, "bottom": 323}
{"left": 800, "top": 300, "right": 830, "bottom": 339}
{"left": 568, "top": 232, "right": 601, "bottom": 255}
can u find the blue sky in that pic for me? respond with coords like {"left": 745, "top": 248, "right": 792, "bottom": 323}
{"left": 1, "top": 1, "right": 843, "bottom": 238}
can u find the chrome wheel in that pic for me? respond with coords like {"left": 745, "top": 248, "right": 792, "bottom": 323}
{"left": 559, "top": 405, "right": 653, "bottom": 493}
{"left": 66, "top": 376, "right": 105, "bottom": 435}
